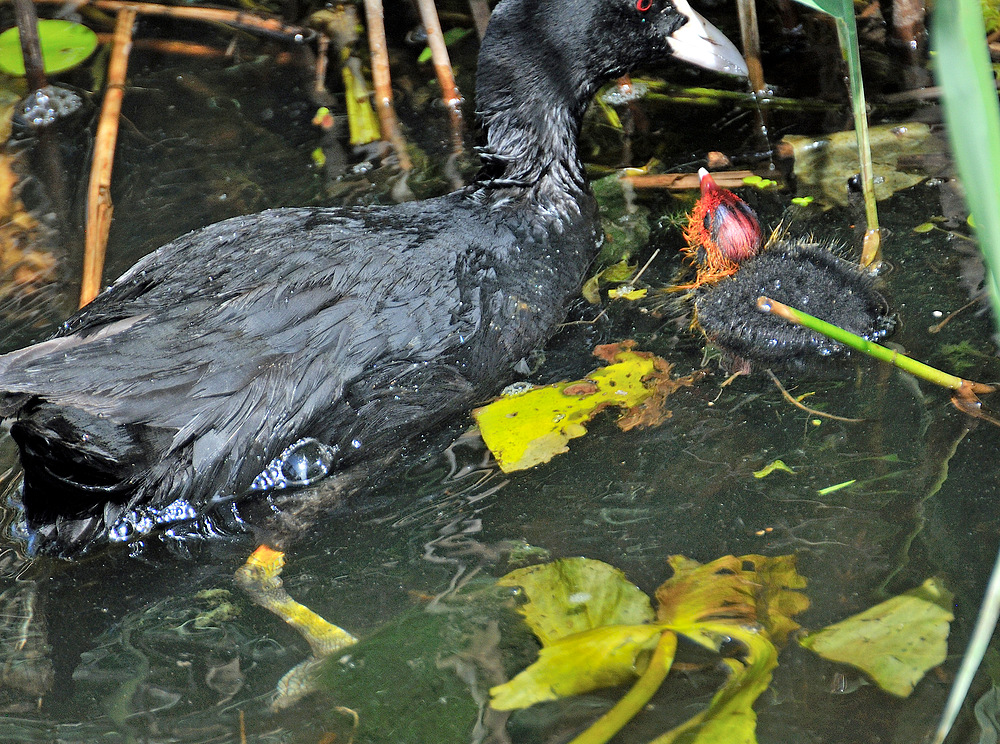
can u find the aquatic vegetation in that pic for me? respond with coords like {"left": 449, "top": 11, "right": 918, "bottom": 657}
{"left": 473, "top": 343, "right": 701, "bottom": 473}
{"left": 0, "top": 20, "right": 97, "bottom": 76}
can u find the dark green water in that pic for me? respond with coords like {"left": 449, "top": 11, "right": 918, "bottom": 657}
{"left": 0, "top": 8, "right": 996, "bottom": 744}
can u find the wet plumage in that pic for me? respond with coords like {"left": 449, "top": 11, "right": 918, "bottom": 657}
{"left": 0, "top": 0, "right": 745, "bottom": 555}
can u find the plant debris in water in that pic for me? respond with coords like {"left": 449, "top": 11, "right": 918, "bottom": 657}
{"left": 473, "top": 342, "right": 701, "bottom": 473}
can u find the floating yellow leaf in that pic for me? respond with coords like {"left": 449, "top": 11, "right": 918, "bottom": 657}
{"left": 491, "top": 554, "right": 809, "bottom": 744}
{"left": 498, "top": 557, "right": 655, "bottom": 644}
{"left": 752, "top": 459, "right": 795, "bottom": 478}
{"left": 473, "top": 343, "right": 689, "bottom": 472}
{"left": 798, "top": 577, "right": 953, "bottom": 697}
{"left": 653, "top": 625, "right": 777, "bottom": 744}
{"left": 490, "top": 624, "right": 664, "bottom": 710}
{"left": 655, "top": 554, "right": 809, "bottom": 649}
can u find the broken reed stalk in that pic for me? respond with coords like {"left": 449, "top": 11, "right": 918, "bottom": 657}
{"left": 622, "top": 170, "right": 760, "bottom": 190}
{"left": 757, "top": 295, "right": 996, "bottom": 415}
{"left": 13, "top": 0, "right": 46, "bottom": 92}
{"left": 736, "top": 0, "right": 765, "bottom": 96}
{"left": 363, "top": 0, "right": 412, "bottom": 170}
{"left": 80, "top": 8, "right": 135, "bottom": 308}
{"left": 414, "top": 0, "right": 464, "bottom": 156}
{"left": 468, "top": 0, "right": 492, "bottom": 40}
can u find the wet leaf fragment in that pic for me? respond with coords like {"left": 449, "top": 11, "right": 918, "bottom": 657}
{"left": 752, "top": 459, "right": 795, "bottom": 478}
{"left": 473, "top": 343, "right": 698, "bottom": 472}
{"left": 799, "top": 577, "right": 953, "bottom": 697}
{"left": 780, "top": 123, "right": 935, "bottom": 207}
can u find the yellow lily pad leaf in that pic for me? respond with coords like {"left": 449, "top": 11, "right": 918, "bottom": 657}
{"left": 752, "top": 459, "right": 795, "bottom": 478}
{"left": 473, "top": 344, "right": 683, "bottom": 472}
{"left": 498, "top": 557, "right": 655, "bottom": 645}
{"left": 798, "top": 577, "right": 953, "bottom": 697}
{"left": 489, "top": 624, "right": 665, "bottom": 710}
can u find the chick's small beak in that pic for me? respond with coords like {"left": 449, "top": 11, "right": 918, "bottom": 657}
{"left": 667, "top": 0, "right": 748, "bottom": 77}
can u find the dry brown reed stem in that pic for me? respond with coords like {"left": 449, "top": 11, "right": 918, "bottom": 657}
{"left": 468, "top": 0, "right": 491, "bottom": 40}
{"left": 415, "top": 0, "right": 464, "bottom": 155}
{"left": 93, "top": 35, "right": 302, "bottom": 63}
{"left": 34, "top": 0, "right": 313, "bottom": 40}
{"left": 80, "top": 8, "right": 135, "bottom": 308}
{"left": 622, "top": 170, "right": 761, "bottom": 190}
{"left": 736, "top": 0, "right": 765, "bottom": 96}
{"left": 363, "top": 0, "right": 412, "bottom": 170}
{"left": 13, "top": 0, "right": 46, "bottom": 92}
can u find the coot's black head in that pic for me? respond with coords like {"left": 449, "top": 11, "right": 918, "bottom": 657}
{"left": 475, "top": 0, "right": 746, "bottom": 193}
{"left": 478, "top": 0, "right": 746, "bottom": 111}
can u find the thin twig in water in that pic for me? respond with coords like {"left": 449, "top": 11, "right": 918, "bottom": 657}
{"left": 928, "top": 296, "right": 981, "bottom": 333}
{"left": 765, "top": 369, "right": 864, "bottom": 422}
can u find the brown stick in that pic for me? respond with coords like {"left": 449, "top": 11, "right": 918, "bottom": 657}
{"left": 363, "top": 0, "right": 411, "bottom": 170}
{"left": 414, "top": 0, "right": 464, "bottom": 156}
{"left": 621, "top": 170, "right": 763, "bottom": 190}
{"left": 35, "top": 0, "right": 314, "bottom": 41}
{"left": 13, "top": 0, "right": 46, "bottom": 92}
{"left": 765, "top": 369, "right": 864, "bottom": 422}
{"left": 736, "top": 0, "right": 765, "bottom": 97}
{"left": 80, "top": 8, "right": 135, "bottom": 308}
{"left": 468, "top": 0, "right": 491, "bottom": 40}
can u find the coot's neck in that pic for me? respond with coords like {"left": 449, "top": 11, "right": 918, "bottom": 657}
{"left": 472, "top": 0, "right": 604, "bottom": 215}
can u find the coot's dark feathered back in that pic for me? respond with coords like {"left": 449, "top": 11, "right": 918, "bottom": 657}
{"left": 0, "top": 0, "right": 745, "bottom": 555}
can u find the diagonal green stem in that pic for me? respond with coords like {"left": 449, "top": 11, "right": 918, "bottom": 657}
{"left": 569, "top": 630, "right": 678, "bottom": 744}
{"left": 756, "top": 296, "right": 994, "bottom": 395}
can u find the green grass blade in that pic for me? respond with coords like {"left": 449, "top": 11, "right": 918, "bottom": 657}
{"left": 933, "top": 0, "right": 1000, "bottom": 331}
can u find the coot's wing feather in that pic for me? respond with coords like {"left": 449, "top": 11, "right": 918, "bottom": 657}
{"left": 1, "top": 202, "right": 477, "bottom": 502}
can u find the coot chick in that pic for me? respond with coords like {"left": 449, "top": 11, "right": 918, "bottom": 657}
{"left": 679, "top": 170, "right": 894, "bottom": 368}
{"left": 0, "top": 0, "right": 746, "bottom": 555}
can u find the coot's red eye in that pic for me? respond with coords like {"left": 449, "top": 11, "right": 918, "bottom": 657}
{"left": 636, "top": 0, "right": 652, "bottom": 11}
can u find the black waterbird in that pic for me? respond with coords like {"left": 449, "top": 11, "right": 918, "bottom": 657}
{"left": 0, "top": 0, "right": 746, "bottom": 555}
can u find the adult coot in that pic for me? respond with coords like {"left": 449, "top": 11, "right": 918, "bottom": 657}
{"left": 679, "top": 169, "right": 894, "bottom": 369}
{"left": 0, "top": 0, "right": 746, "bottom": 555}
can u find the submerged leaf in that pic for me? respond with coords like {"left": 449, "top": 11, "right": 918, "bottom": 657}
{"left": 780, "top": 123, "right": 934, "bottom": 206}
{"left": 489, "top": 624, "right": 664, "bottom": 710}
{"left": 652, "top": 624, "right": 777, "bottom": 744}
{"left": 473, "top": 344, "right": 687, "bottom": 472}
{"left": 799, "top": 577, "right": 953, "bottom": 697}
{"left": 497, "top": 557, "right": 654, "bottom": 644}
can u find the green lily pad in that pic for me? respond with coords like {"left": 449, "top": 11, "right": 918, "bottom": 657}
{"left": 0, "top": 20, "right": 98, "bottom": 76}
{"left": 798, "top": 577, "right": 953, "bottom": 697}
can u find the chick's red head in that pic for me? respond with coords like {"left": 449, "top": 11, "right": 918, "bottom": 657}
{"left": 681, "top": 168, "right": 763, "bottom": 287}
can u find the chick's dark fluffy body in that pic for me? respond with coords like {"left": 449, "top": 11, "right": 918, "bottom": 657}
{"left": 694, "top": 239, "right": 895, "bottom": 366}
